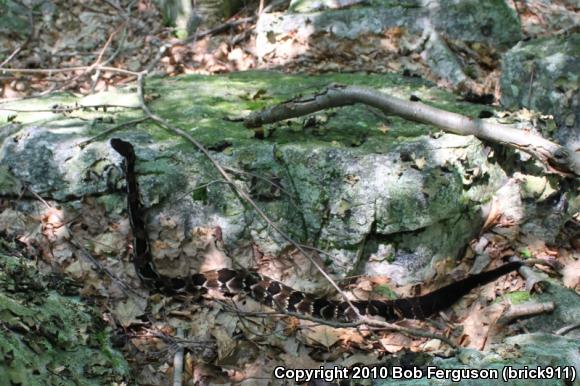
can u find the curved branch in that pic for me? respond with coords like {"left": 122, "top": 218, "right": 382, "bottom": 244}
{"left": 244, "top": 85, "right": 579, "bottom": 176}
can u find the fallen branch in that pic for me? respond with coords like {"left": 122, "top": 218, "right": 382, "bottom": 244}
{"left": 510, "top": 256, "right": 550, "bottom": 292}
{"left": 496, "top": 302, "right": 555, "bottom": 326}
{"left": 218, "top": 301, "right": 459, "bottom": 349}
{"left": 554, "top": 322, "right": 580, "bottom": 336}
{"left": 243, "top": 85, "right": 579, "bottom": 176}
{"left": 484, "top": 300, "right": 554, "bottom": 349}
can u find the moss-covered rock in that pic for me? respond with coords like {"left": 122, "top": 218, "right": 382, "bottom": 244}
{"left": 0, "top": 72, "right": 512, "bottom": 280}
{"left": 0, "top": 243, "right": 128, "bottom": 385}
{"left": 500, "top": 33, "right": 579, "bottom": 144}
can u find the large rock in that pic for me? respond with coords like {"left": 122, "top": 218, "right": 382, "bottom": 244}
{"left": 284, "top": 0, "right": 521, "bottom": 46}
{"left": 0, "top": 72, "right": 509, "bottom": 284}
{"left": 500, "top": 33, "right": 580, "bottom": 146}
{"left": 0, "top": 250, "right": 128, "bottom": 385}
{"left": 257, "top": 0, "right": 521, "bottom": 86}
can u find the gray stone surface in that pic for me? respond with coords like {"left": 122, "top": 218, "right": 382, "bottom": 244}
{"left": 257, "top": 1, "right": 521, "bottom": 61}
{"left": 0, "top": 72, "right": 510, "bottom": 281}
{"left": 500, "top": 33, "right": 580, "bottom": 147}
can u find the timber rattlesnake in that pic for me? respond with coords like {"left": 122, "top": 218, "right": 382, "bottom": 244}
{"left": 110, "top": 138, "right": 522, "bottom": 322}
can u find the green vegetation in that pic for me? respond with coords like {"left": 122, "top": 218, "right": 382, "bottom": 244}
{"left": 0, "top": 244, "right": 128, "bottom": 385}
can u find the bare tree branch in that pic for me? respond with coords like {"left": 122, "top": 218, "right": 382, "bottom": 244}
{"left": 496, "top": 302, "right": 555, "bottom": 326}
{"left": 244, "top": 85, "right": 580, "bottom": 176}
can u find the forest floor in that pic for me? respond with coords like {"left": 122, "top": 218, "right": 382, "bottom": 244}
{"left": 0, "top": 1, "right": 578, "bottom": 385}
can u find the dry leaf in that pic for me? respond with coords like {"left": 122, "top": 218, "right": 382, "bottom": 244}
{"left": 377, "top": 124, "right": 390, "bottom": 134}
{"left": 301, "top": 323, "right": 342, "bottom": 348}
{"left": 562, "top": 258, "right": 580, "bottom": 290}
{"left": 113, "top": 294, "right": 148, "bottom": 327}
{"left": 460, "top": 302, "right": 506, "bottom": 350}
{"left": 379, "top": 333, "right": 412, "bottom": 353}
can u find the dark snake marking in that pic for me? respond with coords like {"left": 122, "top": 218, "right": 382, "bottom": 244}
{"left": 110, "top": 138, "right": 522, "bottom": 322}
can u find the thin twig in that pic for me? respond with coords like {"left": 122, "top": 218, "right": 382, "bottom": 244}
{"left": 219, "top": 300, "right": 458, "bottom": 348}
{"left": 0, "top": 7, "right": 34, "bottom": 69}
{"left": 83, "top": 23, "right": 126, "bottom": 93}
{"left": 77, "top": 116, "right": 149, "bottom": 149}
{"left": 0, "top": 66, "right": 140, "bottom": 76}
{"left": 22, "top": 185, "right": 142, "bottom": 297}
{"left": 172, "top": 327, "right": 184, "bottom": 386}
{"left": 554, "top": 322, "right": 580, "bottom": 336}
{"left": 0, "top": 104, "right": 140, "bottom": 112}
{"left": 184, "top": 17, "right": 256, "bottom": 43}
{"left": 67, "top": 237, "right": 143, "bottom": 297}
{"left": 223, "top": 165, "right": 303, "bottom": 212}
{"left": 23, "top": 185, "right": 51, "bottom": 208}
{"left": 173, "top": 180, "right": 235, "bottom": 204}
{"left": 527, "top": 64, "right": 535, "bottom": 107}
{"left": 99, "top": 0, "right": 126, "bottom": 13}
{"left": 222, "top": 299, "right": 285, "bottom": 339}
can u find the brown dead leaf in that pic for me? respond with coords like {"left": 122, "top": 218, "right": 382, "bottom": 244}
{"left": 225, "top": 354, "right": 274, "bottom": 385}
{"left": 339, "top": 328, "right": 365, "bottom": 346}
{"left": 92, "top": 231, "right": 125, "bottom": 255}
{"left": 283, "top": 316, "right": 301, "bottom": 335}
{"left": 460, "top": 302, "right": 506, "bottom": 350}
{"left": 300, "top": 323, "right": 343, "bottom": 348}
{"left": 112, "top": 294, "right": 148, "bottom": 327}
{"left": 340, "top": 352, "right": 380, "bottom": 368}
{"left": 562, "top": 258, "right": 580, "bottom": 290}
{"left": 198, "top": 227, "right": 232, "bottom": 272}
{"left": 41, "top": 207, "right": 69, "bottom": 242}
{"left": 379, "top": 333, "right": 413, "bottom": 353}
{"left": 65, "top": 259, "right": 89, "bottom": 280}
{"left": 280, "top": 344, "right": 321, "bottom": 370}
{"left": 212, "top": 327, "right": 238, "bottom": 363}
{"left": 481, "top": 197, "right": 501, "bottom": 232}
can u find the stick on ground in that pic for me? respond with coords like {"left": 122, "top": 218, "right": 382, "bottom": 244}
{"left": 244, "top": 85, "right": 579, "bottom": 176}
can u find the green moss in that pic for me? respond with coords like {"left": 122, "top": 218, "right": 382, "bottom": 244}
{"left": 519, "top": 248, "right": 532, "bottom": 259}
{"left": 192, "top": 185, "right": 209, "bottom": 203}
{"left": 0, "top": 165, "right": 21, "bottom": 195}
{"left": 374, "top": 284, "right": 398, "bottom": 299}
{"left": 139, "top": 70, "right": 490, "bottom": 152}
{"left": 1, "top": 70, "right": 497, "bottom": 163}
{"left": 95, "top": 194, "right": 125, "bottom": 215}
{"left": 501, "top": 291, "right": 532, "bottom": 304}
{"left": 0, "top": 248, "right": 128, "bottom": 385}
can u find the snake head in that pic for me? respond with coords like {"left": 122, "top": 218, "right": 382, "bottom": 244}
{"left": 110, "top": 138, "right": 135, "bottom": 159}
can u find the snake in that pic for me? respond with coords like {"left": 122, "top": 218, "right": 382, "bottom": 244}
{"left": 110, "top": 138, "right": 522, "bottom": 322}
